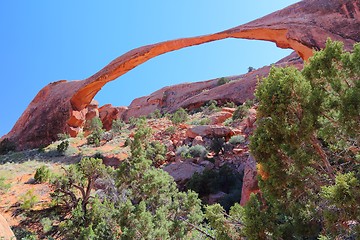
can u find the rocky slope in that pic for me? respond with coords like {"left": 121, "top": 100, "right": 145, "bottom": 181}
{"left": 2, "top": 0, "right": 359, "bottom": 150}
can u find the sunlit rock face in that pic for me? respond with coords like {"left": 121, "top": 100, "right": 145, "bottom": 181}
{"left": 3, "top": 0, "right": 359, "bottom": 150}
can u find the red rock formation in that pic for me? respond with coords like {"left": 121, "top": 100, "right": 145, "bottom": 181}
{"left": 0, "top": 214, "right": 15, "bottom": 239}
{"left": 99, "top": 104, "right": 128, "bottom": 131}
{"left": 2, "top": 0, "right": 359, "bottom": 150}
{"left": 186, "top": 125, "right": 235, "bottom": 140}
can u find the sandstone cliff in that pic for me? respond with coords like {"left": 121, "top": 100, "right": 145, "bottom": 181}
{"left": 2, "top": 0, "right": 359, "bottom": 150}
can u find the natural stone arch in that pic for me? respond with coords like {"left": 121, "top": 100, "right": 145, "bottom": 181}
{"left": 4, "top": 0, "right": 359, "bottom": 149}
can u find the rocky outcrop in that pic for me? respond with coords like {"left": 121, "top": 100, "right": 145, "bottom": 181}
{"left": 186, "top": 125, "right": 235, "bottom": 140}
{"left": 0, "top": 214, "right": 15, "bottom": 239}
{"left": 163, "top": 162, "right": 204, "bottom": 186}
{"left": 3, "top": 0, "right": 359, "bottom": 150}
{"left": 99, "top": 104, "right": 128, "bottom": 131}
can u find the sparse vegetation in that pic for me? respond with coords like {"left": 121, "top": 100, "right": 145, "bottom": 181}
{"left": 20, "top": 190, "right": 39, "bottom": 210}
{"left": 111, "top": 119, "right": 125, "bottom": 134}
{"left": 210, "top": 137, "right": 225, "bottom": 155}
{"left": 34, "top": 165, "right": 51, "bottom": 183}
{"left": 57, "top": 140, "right": 69, "bottom": 155}
{"left": 0, "top": 176, "right": 10, "bottom": 193}
{"left": 217, "top": 77, "right": 230, "bottom": 86}
{"left": 228, "top": 135, "right": 245, "bottom": 145}
{"left": 170, "top": 108, "right": 188, "bottom": 124}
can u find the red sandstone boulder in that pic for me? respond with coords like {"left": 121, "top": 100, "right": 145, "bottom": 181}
{"left": 186, "top": 125, "right": 235, "bottom": 140}
{"left": 163, "top": 162, "right": 204, "bottom": 185}
{"left": 0, "top": 214, "right": 15, "bottom": 239}
{"left": 99, "top": 104, "right": 128, "bottom": 131}
{"left": 210, "top": 111, "right": 233, "bottom": 125}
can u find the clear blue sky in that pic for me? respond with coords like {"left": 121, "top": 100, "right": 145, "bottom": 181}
{"left": 0, "top": 1, "right": 299, "bottom": 137}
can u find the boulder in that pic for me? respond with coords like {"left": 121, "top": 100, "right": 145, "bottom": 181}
{"left": 186, "top": 125, "right": 235, "bottom": 140}
{"left": 192, "top": 136, "right": 205, "bottom": 146}
{"left": 99, "top": 104, "right": 128, "bottom": 131}
{"left": 208, "top": 191, "right": 227, "bottom": 204}
{"left": 163, "top": 162, "right": 204, "bottom": 185}
{"left": 0, "top": 214, "right": 15, "bottom": 239}
{"left": 209, "top": 111, "right": 233, "bottom": 125}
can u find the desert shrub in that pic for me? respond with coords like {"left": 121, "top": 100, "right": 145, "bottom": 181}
{"left": 248, "top": 66, "right": 255, "bottom": 72}
{"left": 34, "top": 166, "right": 51, "bottom": 183}
{"left": 146, "top": 141, "right": 166, "bottom": 167}
{"left": 87, "top": 129, "right": 103, "bottom": 147}
{"left": 101, "top": 131, "right": 113, "bottom": 142}
{"left": 170, "top": 108, "right": 188, "bottom": 124}
{"left": 232, "top": 104, "right": 248, "bottom": 121}
{"left": 223, "top": 118, "right": 233, "bottom": 126}
{"left": 188, "top": 145, "right": 208, "bottom": 158}
{"left": 176, "top": 145, "right": 190, "bottom": 158}
{"left": 57, "top": 140, "right": 69, "bottom": 154}
{"left": 20, "top": 190, "right": 39, "bottom": 210}
{"left": 217, "top": 77, "right": 230, "bottom": 86}
{"left": 93, "top": 152, "right": 104, "bottom": 160}
{"left": 191, "top": 118, "right": 211, "bottom": 125}
{"left": 164, "top": 126, "right": 176, "bottom": 135}
{"left": 223, "top": 101, "right": 237, "bottom": 108}
{"left": 210, "top": 137, "right": 225, "bottom": 155}
{"left": 40, "top": 217, "right": 53, "bottom": 233}
{"left": 57, "top": 133, "right": 70, "bottom": 140}
{"left": 0, "top": 177, "right": 10, "bottom": 193}
{"left": 148, "top": 109, "right": 162, "bottom": 119}
{"left": 111, "top": 119, "right": 125, "bottom": 134}
{"left": 84, "top": 116, "right": 103, "bottom": 132}
{"left": 0, "top": 138, "right": 16, "bottom": 155}
{"left": 228, "top": 135, "right": 245, "bottom": 145}
{"left": 199, "top": 118, "right": 211, "bottom": 125}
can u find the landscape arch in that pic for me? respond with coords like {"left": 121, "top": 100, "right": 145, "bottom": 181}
{"left": 4, "top": 0, "right": 359, "bottom": 149}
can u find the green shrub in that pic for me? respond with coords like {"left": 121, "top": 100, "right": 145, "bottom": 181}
{"left": 40, "top": 217, "right": 53, "bottom": 233}
{"left": 87, "top": 129, "right": 103, "bottom": 147}
{"left": 20, "top": 190, "right": 39, "bottom": 210}
{"left": 0, "top": 138, "right": 16, "bottom": 155}
{"left": 84, "top": 116, "right": 103, "bottom": 132}
{"left": 210, "top": 137, "right": 225, "bottom": 155}
{"left": 232, "top": 104, "right": 248, "bottom": 121}
{"left": 0, "top": 177, "right": 10, "bottom": 193}
{"left": 34, "top": 166, "right": 51, "bottom": 183}
{"left": 223, "top": 101, "right": 237, "bottom": 108}
{"left": 228, "top": 135, "right": 245, "bottom": 145}
{"left": 188, "top": 145, "right": 208, "bottom": 158}
{"left": 170, "top": 108, "right": 188, "bottom": 124}
{"left": 176, "top": 145, "right": 190, "bottom": 158}
{"left": 146, "top": 141, "right": 166, "bottom": 167}
{"left": 217, "top": 77, "right": 230, "bottom": 86}
{"left": 111, "top": 119, "right": 125, "bottom": 134}
{"left": 148, "top": 109, "right": 162, "bottom": 119}
{"left": 191, "top": 118, "right": 211, "bottom": 125}
{"left": 57, "top": 133, "right": 70, "bottom": 140}
{"left": 57, "top": 140, "right": 69, "bottom": 154}
{"left": 164, "top": 126, "right": 176, "bottom": 135}
{"left": 248, "top": 66, "right": 255, "bottom": 73}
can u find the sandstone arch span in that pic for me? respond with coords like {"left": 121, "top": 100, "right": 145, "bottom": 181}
{"left": 4, "top": 0, "right": 360, "bottom": 149}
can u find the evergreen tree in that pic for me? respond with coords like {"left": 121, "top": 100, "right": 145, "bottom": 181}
{"left": 249, "top": 40, "right": 360, "bottom": 238}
